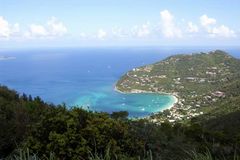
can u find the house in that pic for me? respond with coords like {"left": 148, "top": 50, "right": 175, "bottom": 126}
{"left": 212, "top": 91, "right": 225, "bottom": 98}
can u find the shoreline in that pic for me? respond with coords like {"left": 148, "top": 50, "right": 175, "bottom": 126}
{"left": 114, "top": 85, "right": 179, "bottom": 114}
{"left": 163, "top": 94, "right": 178, "bottom": 111}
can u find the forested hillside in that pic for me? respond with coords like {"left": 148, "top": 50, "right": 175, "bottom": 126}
{"left": 0, "top": 85, "right": 240, "bottom": 160}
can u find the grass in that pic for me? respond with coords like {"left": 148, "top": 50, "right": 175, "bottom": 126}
{"left": 5, "top": 149, "right": 55, "bottom": 160}
{"left": 186, "top": 149, "right": 240, "bottom": 160}
{"left": 186, "top": 149, "right": 213, "bottom": 160}
{"left": 4, "top": 148, "right": 239, "bottom": 160}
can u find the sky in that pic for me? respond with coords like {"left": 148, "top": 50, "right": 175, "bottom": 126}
{"left": 0, "top": 0, "right": 240, "bottom": 48}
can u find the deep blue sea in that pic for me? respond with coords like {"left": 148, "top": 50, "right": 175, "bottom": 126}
{"left": 0, "top": 46, "right": 239, "bottom": 117}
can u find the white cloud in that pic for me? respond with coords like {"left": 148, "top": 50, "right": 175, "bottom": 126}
{"left": 210, "top": 25, "right": 235, "bottom": 38}
{"left": 199, "top": 14, "right": 235, "bottom": 38}
{"left": 97, "top": 29, "right": 107, "bottom": 40}
{"left": 0, "top": 12, "right": 237, "bottom": 43}
{"left": 160, "top": 10, "right": 182, "bottom": 38}
{"left": 200, "top": 15, "right": 216, "bottom": 28}
{"left": 12, "top": 23, "right": 20, "bottom": 33}
{"left": 112, "top": 27, "right": 128, "bottom": 38}
{"left": 28, "top": 24, "right": 48, "bottom": 37}
{"left": 0, "top": 17, "right": 10, "bottom": 37}
{"left": 79, "top": 32, "right": 86, "bottom": 38}
{"left": 47, "top": 17, "right": 67, "bottom": 36}
{"left": 25, "top": 17, "right": 67, "bottom": 39}
{"left": 187, "top": 22, "right": 199, "bottom": 33}
{"left": 132, "top": 22, "right": 151, "bottom": 38}
{"left": 0, "top": 16, "right": 20, "bottom": 38}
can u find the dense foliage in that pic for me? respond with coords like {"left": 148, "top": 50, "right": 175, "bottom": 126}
{"left": 0, "top": 85, "right": 240, "bottom": 160}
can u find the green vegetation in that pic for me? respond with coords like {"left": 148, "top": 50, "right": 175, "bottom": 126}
{"left": 0, "top": 85, "right": 240, "bottom": 159}
{"left": 116, "top": 50, "right": 240, "bottom": 123}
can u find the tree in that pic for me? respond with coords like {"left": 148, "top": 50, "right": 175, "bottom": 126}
{"left": 110, "top": 111, "right": 129, "bottom": 120}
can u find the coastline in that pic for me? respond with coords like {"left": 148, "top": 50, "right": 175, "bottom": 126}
{"left": 163, "top": 94, "right": 178, "bottom": 111}
{"left": 114, "top": 85, "right": 179, "bottom": 113}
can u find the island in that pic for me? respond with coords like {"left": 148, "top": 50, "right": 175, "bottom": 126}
{"left": 0, "top": 56, "right": 16, "bottom": 61}
{"left": 115, "top": 50, "right": 240, "bottom": 123}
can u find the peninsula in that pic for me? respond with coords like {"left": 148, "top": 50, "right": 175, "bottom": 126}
{"left": 116, "top": 50, "right": 240, "bottom": 123}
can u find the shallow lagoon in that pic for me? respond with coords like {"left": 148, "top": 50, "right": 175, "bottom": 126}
{"left": 72, "top": 84, "right": 176, "bottom": 117}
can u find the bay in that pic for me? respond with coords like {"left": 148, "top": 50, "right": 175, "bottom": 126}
{"left": 0, "top": 46, "right": 239, "bottom": 117}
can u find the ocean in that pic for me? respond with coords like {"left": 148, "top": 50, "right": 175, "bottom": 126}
{"left": 0, "top": 46, "right": 239, "bottom": 117}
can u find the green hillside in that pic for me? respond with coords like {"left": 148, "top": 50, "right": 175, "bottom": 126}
{"left": 116, "top": 50, "right": 240, "bottom": 123}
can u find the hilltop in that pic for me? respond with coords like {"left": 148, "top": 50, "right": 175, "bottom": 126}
{"left": 116, "top": 50, "right": 240, "bottom": 123}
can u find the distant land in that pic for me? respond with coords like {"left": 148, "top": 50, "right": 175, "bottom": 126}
{"left": 0, "top": 56, "right": 16, "bottom": 61}
{"left": 116, "top": 50, "right": 240, "bottom": 123}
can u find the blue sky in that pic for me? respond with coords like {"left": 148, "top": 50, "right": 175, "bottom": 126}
{"left": 0, "top": 0, "right": 240, "bottom": 48}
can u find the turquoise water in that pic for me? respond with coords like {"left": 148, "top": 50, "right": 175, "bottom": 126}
{"left": 0, "top": 47, "right": 239, "bottom": 117}
{"left": 72, "top": 84, "right": 175, "bottom": 117}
